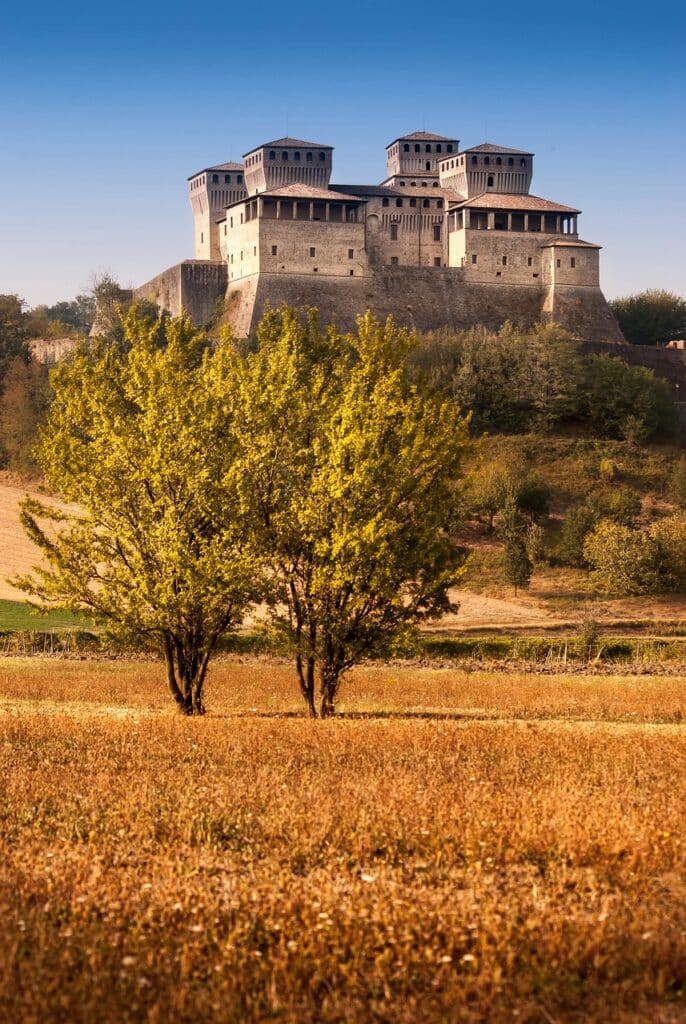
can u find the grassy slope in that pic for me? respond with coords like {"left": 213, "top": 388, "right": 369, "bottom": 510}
{"left": 0, "top": 598, "right": 85, "bottom": 631}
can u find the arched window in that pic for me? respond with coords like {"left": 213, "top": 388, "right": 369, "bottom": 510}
{"left": 319, "top": 151, "right": 326, "bottom": 161}
{"left": 422, "top": 198, "right": 430, "bottom": 208}
{"left": 237, "top": 175, "right": 242, "bottom": 184}
{"left": 400, "top": 180, "right": 405, "bottom": 186}
{"left": 471, "top": 155, "right": 477, "bottom": 165}
{"left": 421, "top": 181, "right": 428, "bottom": 187}
{"left": 212, "top": 174, "right": 218, "bottom": 183}
{"left": 382, "top": 198, "right": 389, "bottom": 207}
{"left": 294, "top": 151, "right": 301, "bottom": 161}
{"left": 224, "top": 174, "right": 230, "bottom": 183}
{"left": 487, "top": 175, "right": 494, "bottom": 187}
{"left": 403, "top": 143, "right": 410, "bottom": 152}
{"left": 436, "top": 144, "right": 442, "bottom": 153}
{"left": 432, "top": 182, "right": 439, "bottom": 187}
{"left": 437, "top": 199, "right": 444, "bottom": 208}
{"left": 496, "top": 157, "right": 502, "bottom": 165}
{"left": 410, "top": 198, "right": 417, "bottom": 207}
{"left": 395, "top": 198, "right": 403, "bottom": 207}
{"left": 484, "top": 156, "right": 490, "bottom": 165}
{"left": 508, "top": 157, "right": 514, "bottom": 166}
{"left": 520, "top": 158, "right": 526, "bottom": 167}
{"left": 269, "top": 151, "right": 276, "bottom": 160}
{"left": 414, "top": 144, "right": 420, "bottom": 152}
{"left": 425, "top": 144, "right": 431, "bottom": 152}
{"left": 282, "top": 151, "right": 289, "bottom": 161}
{"left": 306, "top": 151, "right": 313, "bottom": 161}
{"left": 425, "top": 161, "right": 431, "bottom": 171}
{"left": 447, "top": 144, "right": 453, "bottom": 152}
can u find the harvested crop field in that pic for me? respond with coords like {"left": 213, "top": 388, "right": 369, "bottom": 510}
{"left": 1, "top": 659, "right": 685, "bottom": 1022}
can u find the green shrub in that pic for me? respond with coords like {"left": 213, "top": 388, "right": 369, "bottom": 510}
{"left": 583, "top": 520, "right": 662, "bottom": 595}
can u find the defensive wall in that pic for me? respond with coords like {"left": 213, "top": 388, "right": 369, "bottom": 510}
{"left": 135, "top": 261, "right": 623, "bottom": 343}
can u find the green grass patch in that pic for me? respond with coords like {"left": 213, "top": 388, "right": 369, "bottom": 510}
{"left": 0, "top": 600, "right": 88, "bottom": 632}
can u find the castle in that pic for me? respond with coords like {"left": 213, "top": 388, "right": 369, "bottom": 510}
{"left": 135, "top": 130, "right": 624, "bottom": 342}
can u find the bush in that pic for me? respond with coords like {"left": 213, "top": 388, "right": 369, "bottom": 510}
{"left": 583, "top": 520, "right": 662, "bottom": 595}
{"left": 556, "top": 501, "right": 602, "bottom": 568}
{"left": 669, "top": 455, "right": 686, "bottom": 508}
{"left": 581, "top": 354, "right": 677, "bottom": 441}
{"left": 604, "top": 486, "right": 642, "bottom": 526}
{"left": 650, "top": 512, "right": 686, "bottom": 591}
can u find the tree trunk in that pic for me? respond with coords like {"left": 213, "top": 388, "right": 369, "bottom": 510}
{"left": 296, "top": 653, "right": 317, "bottom": 717}
{"left": 319, "top": 668, "right": 339, "bottom": 718}
{"left": 163, "top": 636, "right": 207, "bottom": 715}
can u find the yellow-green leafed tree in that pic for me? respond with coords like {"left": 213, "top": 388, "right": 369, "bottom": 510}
{"left": 15, "top": 306, "right": 258, "bottom": 714}
{"left": 228, "top": 308, "right": 472, "bottom": 717}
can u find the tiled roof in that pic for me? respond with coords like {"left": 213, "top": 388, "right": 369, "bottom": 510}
{"left": 540, "top": 237, "right": 600, "bottom": 248}
{"left": 388, "top": 130, "right": 457, "bottom": 145}
{"left": 187, "top": 161, "right": 244, "bottom": 180}
{"left": 258, "top": 183, "right": 364, "bottom": 202}
{"left": 244, "top": 137, "right": 332, "bottom": 154}
{"left": 463, "top": 143, "right": 533, "bottom": 155}
{"left": 452, "top": 192, "right": 580, "bottom": 213}
{"left": 332, "top": 183, "right": 459, "bottom": 202}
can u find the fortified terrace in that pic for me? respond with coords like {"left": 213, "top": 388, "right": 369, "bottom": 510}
{"left": 135, "top": 130, "right": 624, "bottom": 342}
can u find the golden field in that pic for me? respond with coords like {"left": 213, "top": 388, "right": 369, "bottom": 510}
{"left": 1, "top": 659, "right": 685, "bottom": 1022}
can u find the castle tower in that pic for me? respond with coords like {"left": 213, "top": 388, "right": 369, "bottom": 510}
{"left": 382, "top": 131, "right": 459, "bottom": 188}
{"left": 188, "top": 163, "right": 246, "bottom": 259}
{"left": 243, "top": 138, "right": 333, "bottom": 195}
{"left": 439, "top": 144, "right": 533, "bottom": 197}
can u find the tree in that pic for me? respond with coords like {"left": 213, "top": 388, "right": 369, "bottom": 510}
{"left": 609, "top": 290, "right": 686, "bottom": 347}
{"left": 669, "top": 456, "right": 686, "bottom": 508}
{"left": 0, "top": 356, "right": 50, "bottom": 473}
{"left": 583, "top": 520, "right": 661, "bottom": 596}
{"left": 556, "top": 501, "right": 601, "bottom": 568}
{"left": 497, "top": 499, "right": 533, "bottom": 594}
{"left": 229, "top": 309, "right": 472, "bottom": 717}
{"left": 14, "top": 307, "right": 257, "bottom": 714}
{"left": 581, "top": 354, "right": 676, "bottom": 440}
{"left": 0, "top": 294, "right": 30, "bottom": 379}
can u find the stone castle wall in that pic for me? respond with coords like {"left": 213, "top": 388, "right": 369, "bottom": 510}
{"left": 133, "top": 261, "right": 228, "bottom": 327}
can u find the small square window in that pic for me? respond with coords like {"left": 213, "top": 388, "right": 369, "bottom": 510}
{"left": 348, "top": 249, "right": 354, "bottom": 259}
{"left": 571, "top": 257, "right": 576, "bottom": 268}
{"left": 527, "top": 256, "right": 533, "bottom": 266}
{"left": 382, "top": 198, "right": 389, "bottom": 207}
{"left": 410, "top": 198, "right": 417, "bottom": 207}
{"left": 313, "top": 267, "right": 318, "bottom": 272}
{"left": 471, "top": 254, "right": 477, "bottom": 265}
{"left": 433, "top": 257, "right": 441, "bottom": 267}
{"left": 556, "top": 258, "right": 561, "bottom": 268}
{"left": 271, "top": 245, "right": 278, "bottom": 256}
{"left": 391, "top": 256, "right": 399, "bottom": 266}
{"left": 349, "top": 269, "right": 354, "bottom": 276}
{"left": 310, "top": 247, "right": 316, "bottom": 257}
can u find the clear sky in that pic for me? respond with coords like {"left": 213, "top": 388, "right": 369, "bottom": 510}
{"left": 1, "top": 0, "right": 684, "bottom": 307}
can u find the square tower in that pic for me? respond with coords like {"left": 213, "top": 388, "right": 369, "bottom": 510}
{"left": 243, "top": 138, "right": 333, "bottom": 196}
{"left": 383, "top": 131, "right": 459, "bottom": 187}
{"left": 188, "top": 163, "right": 246, "bottom": 259}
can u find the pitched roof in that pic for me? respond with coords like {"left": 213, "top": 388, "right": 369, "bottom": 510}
{"left": 387, "top": 130, "right": 457, "bottom": 146}
{"left": 257, "top": 183, "right": 364, "bottom": 202}
{"left": 540, "top": 237, "right": 601, "bottom": 248}
{"left": 187, "top": 161, "right": 244, "bottom": 180}
{"left": 244, "top": 137, "right": 332, "bottom": 154}
{"left": 463, "top": 143, "right": 533, "bottom": 155}
{"left": 452, "top": 192, "right": 580, "bottom": 213}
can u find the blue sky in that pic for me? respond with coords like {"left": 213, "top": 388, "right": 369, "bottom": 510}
{"left": 1, "top": 0, "right": 684, "bottom": 306}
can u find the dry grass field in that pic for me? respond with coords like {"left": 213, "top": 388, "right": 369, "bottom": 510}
{"left": 1, "top": 658, "right": 685, "bottom": 1023}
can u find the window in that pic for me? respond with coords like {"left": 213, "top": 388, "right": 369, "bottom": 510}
{"left": 502, "top": 255, "right": 507, "bottom": 265}
{"left": 496, "top": 271, "right": 501, "bottom": 277}
{"left": 306, "top": 151, "right": 313, "bottom": 161}
{"left": 240, "top": 250, "right": 243, "bottom": 260}
{"left": 310, "top": 247, "right": 316, "bottom": 257}
{"left": 437, "top": 199, "right": 444, "bottom": 208}
{"left": 434, "top": 257, "right": 441, "bottom": 267}
{"left": 571, "top": 257, "right": 576, "bottom": 268}
{"left": 271, "top": 245, "right": 278, "bottom": 255}
{"left": 396, "top": 198, "right": 403, "bottom": 207}
{"left": 433, "top": 224, "right": 441, "bottom": 241}
{"left": 556, "top": 258, "right": 561, "bottom": 268}
{"left": 313, "top": 267, "right": 318, "bottom": 272}
{"left": 409, "top": 198, "right": 417, "bottom": 207}
{"left": 496, "top": 157, "right": 502, "bottom": 165}
{"left": 349, "top": 269, "right": 354, "bottom": 276}
{"left": 527, "top": 256, "right": 532, "bottom": 266}
{"left": 240, "top": 213, "right": 244, "bottom": 224}
{"left": 520, "top": 158, "right": 526, "bottom": 167}
{"left": 391, "top": 256, "right": 399, "bottom": 266}
{"left": 347, "top": 248, "right": 354, "bottom": 259}
{"left": 200, "top": 231, "right": 204, "bottom": 243}
{"left": 382, "top": 198, "right": 389, "bottom": 207}
{"left": 425, "top": 161, "right": 431, "bottom": 171}
{"left": 269, "top": 151, "right": 276, "bottom": 160}
{"left": 410, "top": 181, "right": 416, "bottom": 187}
{"left": 319, "top": 152, "right": 326, "bottom": 161}
{"left": 390, "top": 223, "right": 398, "bottom": 240}
{"left": 294, "top": 151, "right": 301, "bottom": 161}
{"left": 253, "top": 246, "right": 257, "bottom": 256}
{"left": 224, "top": 224, "right": 227, "bottom": 235}
{"left": 225, "top": 174, "right": 230, "bottom": 183}
{"left": 471, "top": 254, "right": 477, "bottom": 264}
{"left": 447, "top": 144, "right": 453, "bottom": 152}
{"left": 282, "top": 151, "right": 288, "bottom": 160}
{"left": 421, "top": 181, "right": 427, "bottom": 188}
{"left": 230, "top": 217, "right": 233, "bottom": 227}
{"left": 471, "top": 155, "right": 477, "bottom": 165}
{"left": 423, "top": 198, "right": 430, "bottom": 208}
{"left": 230, "top": 254, "right": 233, "bottom": 264}
{"left": 237, "top": 175, "right": 242, "bottom": 183}
{"left": 425, "top": 144, "right": 431, "bottom": 152}
{"left": 403, "top": 143, "right": 410, "bottom": 152}
{"left": 212, "top": 174, "right": 218, "bottom": 183}
{"left": 487, "top": 175, "right": 494, "bottom": 187}
{"left": 508, "top": 157, "right": 514, "bottom": 166}
{"left": 399, "top": 180, "right": 406, "bottom": 186}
